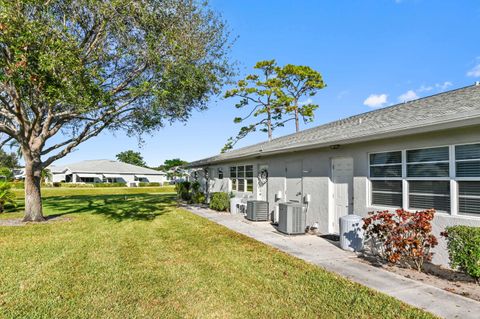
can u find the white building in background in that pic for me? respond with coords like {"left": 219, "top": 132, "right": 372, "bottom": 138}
{"left": 50, "top": 159, "right": 168, "bottom": 185}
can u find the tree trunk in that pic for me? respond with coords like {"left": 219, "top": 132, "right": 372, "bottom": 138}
{"left": 23, "top": 158, "right": 44, "bottom": 222}
{"left": 267, "top": 108, "right": 272, "bottom": 140}
{"left": 295, "top": 107, "right": 299, "bottom": 132}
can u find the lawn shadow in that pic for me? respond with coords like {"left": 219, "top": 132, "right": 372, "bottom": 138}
{"left": 18, "top": 193, "right": 176, "bottom": 222}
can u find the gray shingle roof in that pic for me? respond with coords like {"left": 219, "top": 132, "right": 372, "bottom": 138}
{"left": 50, "top": 159, "right": 165, "bottom": 175}
{"left": 189, "top": 84, "right": 480, "bottom": 167}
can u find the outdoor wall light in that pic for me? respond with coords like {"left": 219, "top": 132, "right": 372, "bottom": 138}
{"left": 330, "top": 144, "right": 340, "bottom": 150}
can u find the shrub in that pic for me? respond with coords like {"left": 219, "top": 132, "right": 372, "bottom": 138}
{"left": 60, "top": 183, "right": 94, "bottom": 188}
{"left": 175, "top": 181, "right": 191, "bottom": 201}
{"left": 139, "top": 182, "right": 160, "bottom": 187}
{"left": 0, "top": 182, "right": 16, "bottom": 213}
{"left": 192, "top": 192, "right": 206, "bottom": 204}
{"left": 441, "top": 226, "right": 480, "bottom": 282}
{"left": 53, "top": 182, "right": 62, "bottom": 187}
{"left": 0, "top": 167, "right": 13, "bottom": 181}
{"left": 189, "top": 181, "right": 206, "bottom": 204}
{"left": 362, "top": 209, "right": 438, "bottom": 271}
{"left": 209, "top": 192, "right": 230, "bottom": 211}
{"left": 93, "top": 182, "right": 125, "bottom": 188}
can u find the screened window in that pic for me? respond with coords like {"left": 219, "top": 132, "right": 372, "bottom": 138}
{"left": 406, "top": 147, "right": 449, "bottom": 177}
{"left": 458, "top": 181, "right": 480, "bottom": 215}
{"left": 218, "top": 168, "right": 223, "bottom": 179}
{"left": 409, "top": 181, "right": 450, "bottom": 212}
{"left": 371, "top": 181, "right": 402, "bottom": 207}
{"left": 456, "top": 143, "right": 480, "bottom": 177}
{"left": 369, "top": 151, "right": 402, "bottom": 178}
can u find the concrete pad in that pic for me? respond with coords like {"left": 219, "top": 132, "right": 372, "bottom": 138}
{"left": 183, "top": 205, "right": 480, "bottom": 319}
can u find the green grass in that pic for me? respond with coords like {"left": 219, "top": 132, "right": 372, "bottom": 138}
{"left": 0, "top": 188, "right": 435, "bottom": 318}
{"left": 11, "top": 185, "right": 175, "bottom": 199}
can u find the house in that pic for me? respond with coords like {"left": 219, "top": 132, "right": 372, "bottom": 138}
{"left": 50, "top": 159, "right": 168, "bottom": 185}
{"left": 188, "top": 84, "right": 480, "bottom": 265}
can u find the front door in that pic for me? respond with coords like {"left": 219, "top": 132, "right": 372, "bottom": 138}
{"left": 257, "top": 165, "right": 268, "bottom": 201}
{"left": 286, "top": 161, "right": 302, "bottom": 203}
{"left": 332, "top": 157, "right": 354, "bottom": 233}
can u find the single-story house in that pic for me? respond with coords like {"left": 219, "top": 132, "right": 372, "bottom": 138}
{"left": 50, "top": 159, "right": 168, "bottom": 185}
{"left": 188, "top": 84, "right": 480, "bottom": 266}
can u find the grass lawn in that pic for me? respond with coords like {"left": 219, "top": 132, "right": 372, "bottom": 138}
{"left": 0, "top": 188, "right": 435, "bottom": 318}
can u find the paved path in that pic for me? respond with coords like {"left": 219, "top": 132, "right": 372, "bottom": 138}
{"left": 183, "top": 204, "right": 480, "bottom": 319}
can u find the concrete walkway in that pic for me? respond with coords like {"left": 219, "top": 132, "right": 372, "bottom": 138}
{"left": 183, "top": 204, "right": 480, "bottom": 319}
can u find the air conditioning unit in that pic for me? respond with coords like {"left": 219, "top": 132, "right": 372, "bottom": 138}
{"left": 278, "top": 202, "right": 306, "bottom": 235}
{"left": 246, "top": 200, "right": 269, "bottom": 221}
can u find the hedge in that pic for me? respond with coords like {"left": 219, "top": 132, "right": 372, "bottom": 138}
{"left": 442, "top": 225, "right": 480, "bottom": 282}
{"left": 209, "top": 192, "right": 230, "bottom": 211}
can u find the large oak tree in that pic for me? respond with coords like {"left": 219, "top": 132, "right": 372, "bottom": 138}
{"left": 0, "top": 0, "right": 232, "bottom": 221}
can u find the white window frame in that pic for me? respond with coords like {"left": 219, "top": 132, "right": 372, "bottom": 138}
{"left": 368, "top": 142, "right": 480, "bottom": 217}
{"left": 368, "top": 150, "right": 403, "bottom": 209}
{"left": 229, "top": 165, "right": 254, "bottom": 192}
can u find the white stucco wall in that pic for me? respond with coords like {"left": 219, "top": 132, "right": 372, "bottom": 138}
{"left": 195, "top": 125, "right": 480, "bottom": 266}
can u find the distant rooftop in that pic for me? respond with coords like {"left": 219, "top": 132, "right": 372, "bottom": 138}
{"left": 189, "top": 84, "right": 480, "bottom": 167}
{"left": 50, "top": 159, "right": 165, "bottom": 175}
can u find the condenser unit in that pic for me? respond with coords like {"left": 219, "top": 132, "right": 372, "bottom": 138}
{"left": 278, "top": 203, "right": 306, "bottom": 235}
{"left": 246, "top": 200, "right": 269, "bottom": 221}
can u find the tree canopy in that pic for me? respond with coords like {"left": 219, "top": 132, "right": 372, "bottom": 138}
{"left": 0, "top": 0, "right": 233, "bottom": 221}
{"left": 116, "top": 150, "right": 146, "bottom": 168}
{"left": 222, "top": 60, "right": 325, "bottom": 152}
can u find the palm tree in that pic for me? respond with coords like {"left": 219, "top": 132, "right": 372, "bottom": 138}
{"left": 0, "top": 182, "right": 16, "bottom": 213}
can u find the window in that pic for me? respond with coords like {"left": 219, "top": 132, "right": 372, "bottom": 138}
{"left": 369, "top": 151, "right": 402, "bottom": 177}
{"left": 406, "top": 147, "right": 449, "bottom": 177}
{"left": 458, "top": 181, "right": 480, "bottom": 215}
{"left": 370, "top": 151, "right": 403, "bottom": 208}
{"left": 409, "top": 181, "right": 450, "bottom": 212}
{"left": 229, "top": 165, "right": 254, "bottom": 192}
{"left": 456, "top": 143, "right": 480, "bottom": 177}
{"left": 371, "top": 180, "right": 403, "bottom": 207}
{"left": 370, "top": 143, "right": 480, "bottom": 216}
{"left": 218, "top": 168, "right": 223, "bottom": 179}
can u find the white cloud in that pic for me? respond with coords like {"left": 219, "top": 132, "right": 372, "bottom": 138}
{"left": 337, "top": 90, "right": 349, "bottom": 100}
{"left": 417, "top": 85, "right": 433, "bottom": 92}
{"left": 298, "top": 98, "right": 313, "bottom": 106}
{"left": 398, "top": 90, "right": 418, "bottom": 102}
{"left": 467, "top": 64, "right": 480, "bottom": 77}
{"left": 435, "top": 81, "right": 453, "bottom": 91}
{"left": 363, "top": 94, "right": 388, "bottom": 108}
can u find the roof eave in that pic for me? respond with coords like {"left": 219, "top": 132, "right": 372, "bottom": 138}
{"left": 189, "top": 116, "right": 480, "bottom": 167}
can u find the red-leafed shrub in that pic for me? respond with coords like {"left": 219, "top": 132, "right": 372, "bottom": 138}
{"left": 362, "top": 209, "right": 438, "bottom": 271}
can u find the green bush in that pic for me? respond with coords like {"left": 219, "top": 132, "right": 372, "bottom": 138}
{"left": 442, "top": 226, "right": 480, "bottom": 282}
{"left": 60, "top": 183, "right": 95, "bottom": 188}
{"left": 192, "top": 192, "right": 206, "bottom": 204}
{"left": 209, "top": 192, "right": 230, "bottom": 211}
{"left": 139, "top": 182, "right": 160, "bottom": 187}
{"left": 93, "top": 182, "right": 126, "bottom": 188}
{"left": 0, "top": 182, "right": 16, "bottom": 212}
{"left": 175, "top": 181, "right": 191, "bottom": 201}
{"left": 53, "top": 182, "right": 62, "bottom": 187}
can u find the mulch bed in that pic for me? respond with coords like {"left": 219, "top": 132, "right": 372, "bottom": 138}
{"left": 358, "top": 252, "right": 480, "bottom": 302}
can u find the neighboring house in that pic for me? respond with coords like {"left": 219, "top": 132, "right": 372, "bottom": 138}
{"left": 188, "top": 84, "right": 480, "bottom": 266}
{"left": 50, "top": 159, "right": 168, "bottom": 185}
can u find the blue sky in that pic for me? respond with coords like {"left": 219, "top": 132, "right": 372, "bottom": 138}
{"left": 52, "top": 0, "right": 480, "bottom": 167}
